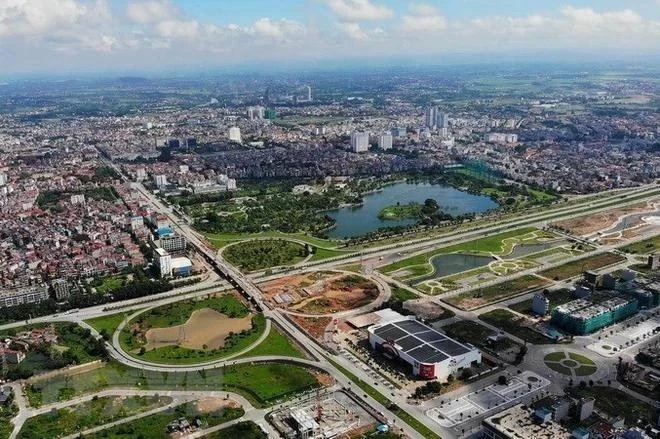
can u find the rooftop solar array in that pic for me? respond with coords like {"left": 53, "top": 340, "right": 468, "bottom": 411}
{"left": 372, "top": 319, "right": 472, "bottom": 363}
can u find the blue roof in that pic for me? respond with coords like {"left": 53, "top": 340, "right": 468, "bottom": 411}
{"left": 157, "top": 227, "right": 174, "bottom": 237}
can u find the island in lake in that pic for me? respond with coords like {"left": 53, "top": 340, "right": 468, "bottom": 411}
{"left": 378, "top": 202, "right": 423, "bottom": 220}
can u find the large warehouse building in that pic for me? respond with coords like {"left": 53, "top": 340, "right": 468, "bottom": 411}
{"left": 551, "top": 297, "right": 638, "bottom": 335}
{"left": 368, "top": 315, "right": 481, "bottom": 381}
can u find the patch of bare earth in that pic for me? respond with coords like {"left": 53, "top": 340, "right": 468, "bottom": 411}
{"left": 196, "top": 397, "right": 241, "bottom": 413}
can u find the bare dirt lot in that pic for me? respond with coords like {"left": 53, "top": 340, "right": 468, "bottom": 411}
{"left": 144, "top": 308, "right": 253, "bottom": 351}
{"left": 195, "top": 397, "right": 241, "bottom": 413}
{"left": 261, "top": 271, "right": 380, "bottom": 315}
{"left": 553, "top": 202, "right": 654, "bottom": 236}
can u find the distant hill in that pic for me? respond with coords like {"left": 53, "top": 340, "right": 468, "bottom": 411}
{"left": 117, "top": 76, "right": 150, "bottom": 85}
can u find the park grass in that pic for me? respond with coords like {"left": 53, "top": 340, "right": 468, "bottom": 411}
{"left": 566, "top": 386, "right": 657, "bottom": 425}
{"left": 444, "top": 275, "right": 551, "bottom": 310}
{"left": 17, "top": 395, "right": 172, "bottom": 439}
{"left": 325, "top": 357, "right": 442, "bottom": 439}
{"left": 309, "top": 247, "right": 352, "bottom": 262}
{"left": 568, "top": 352, "right": 596, "bottom": 366}
{"left": 544, "top": 352, "right": 566, "bottom": 362}
{"left": 236, "top": 324, "right": 306, "bottom": 359}
{"left": 95, "top": 275, "right": 125, "bottom": 294}
{"left": 203, "top": 421, "right": 267, "bottom": 439}
{"left": 509, "top": 289, "right": 573, "bottom": 316}
{"left": 83, "top": 402, "right": 245, "bottom": 439}
{"left": 538, "top": 253, "right": 626, "bottom": 281}
{"left": 545, "top": 362, "right": 573, "bottom": 375}
{"left": 479, "top": 309, "right": 552, "bottom": 344}
{"left": 389, "top": 285, "right": 419, "bottom": 302}
{"left": 575, "top": 366, "right": 598, "bottom": 376}
{"left": 223, "top": 239, "right": 307, "bottom": 272}
{"left": 26, "top": 360, "right": 322, "bottom": 409}
{"left": 620, "top": 235, "right": 660, "bottom": 254}
{"left": 381, "top": 227, "right": 538, "bottom": 277}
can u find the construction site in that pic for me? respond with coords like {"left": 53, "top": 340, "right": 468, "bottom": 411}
{"left": 269, "top": 391, "right": 381, "bottom": 439}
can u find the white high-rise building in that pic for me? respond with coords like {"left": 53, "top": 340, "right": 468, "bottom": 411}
{"left": 154, "top": 248, "right": 172, "bottom": 278}
{"left": 154, "top": 174, "right": 168, "bottom": 188}
{"left": 378, "top": 133, "right": 393, "bottom": 150}
{"left": 424, "top": 106, "right": 438, "bottom": 129}
{"left": 229, "top": 127, "right": 242, "bottom": 143}
{"left": 247, "top": 106, "right": 265, "bottom": 120}
{"left": 0, "top": 172, "right": 7, "bottom": 186}
{"left": 135, "top": 168, "right": 147, "bottom": 182}
{"left": 350, "top": 132, "right": 369, "bottom": 153}
{"left": 70, "top": 194, "right": 85, "bottom": 205}
{"left": 437, "top": 112, "right": 449, "bottom": 129}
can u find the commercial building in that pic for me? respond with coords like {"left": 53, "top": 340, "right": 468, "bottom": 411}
{"left": 154, "top": 248, "right": 172, "bottom": 278}
{"left": 171, "top": 257, "right": 192, "bottom": 277}
{"left": 485, "top": 133, "right": 518, "bottom": 144}
{"left": 0, "top": 286, "right": 49, "bottom": 308}
{"left": 532, "top": 293, "right": 550, "bottom": 315}
{"left": 51, "top": 278, "right": 70, "bottom": 301}
{"left": 247, "top": 106, "right": 265, "bottom": 120}
{"left": 378, "top": 133, "right": 393, "bottom": 150}
{"left": 368, "top": 315, "right": 481, "bottom": 381}
{"left": 551, "top": 297, "right": 638, "bottom": 335}
{"left": 350, "top": 132, "right": 369, "bottom": 153}
{"left": 228, "top": 127, "right": 242, "bottom": 143}
{"left": 153, "top": 232, "right": 187, "bottom": 253}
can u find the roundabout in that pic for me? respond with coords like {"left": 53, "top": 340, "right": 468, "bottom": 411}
{"left": 543, "top": 351, "right": 598, "bottom": 377}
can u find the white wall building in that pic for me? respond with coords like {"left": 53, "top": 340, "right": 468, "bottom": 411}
{"left": 70, "top": 194, "right": 85, "bottom": 205}
{"left": 229, "top": 127, "right": 242, "bottom": 143}
{"left": 154, "top": 248, "right": 172, "bottom": 278}
{"left": 350, "top": 132, "right": 369, "bottom": 153}
{"left": 378, "top": 133, "right": 393, "bottom": 150}
{"left": 368, "top": 314, "right": 481, "bottom": 381}
{"left": 154, "top": 174, "right": 168, "bottom": 188}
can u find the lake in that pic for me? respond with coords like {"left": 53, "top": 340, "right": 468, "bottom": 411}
{"left": 326, "top": 182, "right": 498, "bottom": 239}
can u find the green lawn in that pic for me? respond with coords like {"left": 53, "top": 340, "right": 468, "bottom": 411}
{"left": 620, "top": 236, "right": 660, "bottom": 254}
{"left": 575, "top": 366, "right": 598, "bottom": 376}
{"left": 236, "top": 324, "right": 306, "bottom": 359}
{"left": 538, "top": 253, "right": 626, "bottom": 281}
{"left": 568, "top": 352, "right": 596, "bottom": 366}
{"left": 545, "top": 362, "right": 572, "bottom": 375}
{"left": 309, "top": 246, "right": 351, "bottom": 262}
{"left": 389, "top": 285, "right": 419, "bottom": 302}
{"left": 17, "top": 395, "right": 172, "bottom": 439}
{"left": 85, "top": 312, "right": 133, "bottom": 337}
{"left": 205, "top": 231, "right": 338, "bottom": 249}
{"left": 202, "top": 422, "right": 267, "bottom": 439}
{"left": 445, "top": 275, "right": 551, "bottom": 310}
{"left": 26, "top": 360, "right": 322, "bottom": 408}
{"left": 479, "top": 309, "right": 553, "bottom": 344}
{"left": 544, "top": 351, "right": 566, "bottom": 362}
{"left": 381, "top": 227, "right": 539, "bottom": 276}
{"left": 566, "top": 386, "right": 657, "bottom": 425}
{"left": 83, "top": 402, "right": 245, "bottom": 439}
{"left": 224, "top": 239, "right": 308, "bottom": 272}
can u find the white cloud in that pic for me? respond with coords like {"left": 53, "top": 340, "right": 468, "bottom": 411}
{"left": 126, "top": 1, "right": 177, "bottom": 25}
{"left": 0, "top": 0, "right": 106, "bottom": 36}
{"left": 324, "top": 0, "right": 393, "bottom": 22}
{"left": 338, "top": 22, "right": 367, "bottom": 40}
{"left": 154, "top": 19, "right": 200, "bottom": 40}
{"left": 562, "top": 7, "right": 643, "bottom": 31}
{"left": 401, "top": 3, "right": 447, "bottom": 32}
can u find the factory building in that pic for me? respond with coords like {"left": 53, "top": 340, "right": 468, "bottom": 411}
{"left": 368, "top": 315, "right": 481, "bottom": 381}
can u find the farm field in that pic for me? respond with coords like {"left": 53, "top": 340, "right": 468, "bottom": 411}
{"left": 120, "top": 294, "right": 266, "bottom": 364}
{"left": 260, "top": 271, "right": 380, "bottom": 315}
{"left": 538, "top": 253, "right": 626, "bottom": 281}
{"left": 17, "top": 395, "right": 172, "bottom": 439}
{"left": 25, "top": 360, "right": 324, "bottom": 408}
{"left": 443, "top": 275, "right": 551, "bottom": 310}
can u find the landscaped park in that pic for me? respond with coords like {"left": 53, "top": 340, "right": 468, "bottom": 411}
{"left": 543, "top": 351, "right": 598, "bottom": 376}
{"left": 119, "top": 293, "right": 266, "bottom": 364}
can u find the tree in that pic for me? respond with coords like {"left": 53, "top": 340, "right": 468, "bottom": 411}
{"left": 498, "top": 375, "right": 508, "bottom": 385}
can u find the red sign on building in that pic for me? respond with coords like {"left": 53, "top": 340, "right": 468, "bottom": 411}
{"left": 418, "top": 363, "right": 435, "bottom": 379}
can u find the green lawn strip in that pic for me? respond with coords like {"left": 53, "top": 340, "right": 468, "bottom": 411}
{"left": 575, "top": 366, "right": 597, "bottom": 376}
{"left": 201, "top": 421, "right": 267, "bottom": 439}
{"left": 325, "top": 357, "right": 442, "bottom": 439}
{"left": 538, "top": 253, "right": 626, "bottom": 281}
{"left": 620, "top": 235, "right": 660, "bottom": 254}
{"left": 381, "top": 227, "right": 538, "bottom": 274}
{"left": 130, "top": 314, "right": 266, "bottom": 365}
{"left": 17, "top": 395, "right": 172, "bottom": 439}
{"left": 83, "top": 402, "right": 245, "bottom": 439}
{"left": 567, "top": 353, "right": 596, "bottom": 366}
{"left": 509, "top": 289, "right": 574, "bottom": 316}
{"left": 26, "top": 361, "right": 321, "bottom": 409}
{"left": 0, "top": 400, "right": 17, "bottom": 439}
{"left": 543, "top": 351, "right": 566, "bottom": 362}
{"left": 235, "top": 324, "right": 306, "bottom": 359}
{"left": 545, "top": 362, "right": 573, "bottom": 375}
{"left": 479, "top": 309, "right": 552, "bottom": 344}
{"left": 389, "top": 286, "right": 419, "bottom": 302}
{"left": 565, "top": 386, "right": 657, "bottom": 425}
{"left": 445, "top": 275, "right": 551, "bottom": 310}
{"left": 224, "top": 240, "right": 308, "bottom": 272}
{"left": 85, "top": 311, "right": 133, "bottom": 337}
{"left": 205, "top": 231, "right": 338, "bottom": 250}
{"left": 309, "top": 246, "right": 351, "bottom": 262}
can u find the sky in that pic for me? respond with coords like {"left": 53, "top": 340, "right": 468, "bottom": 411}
{"left": 0, "top": 0, "right": 659, "bottom": 75}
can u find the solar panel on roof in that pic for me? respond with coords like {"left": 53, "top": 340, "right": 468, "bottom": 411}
{"left": 374, "top": 324, "right": 407, "bottom": 341}
{"left": 431, "top": 339, "right": 469, "bottom": 356}
{"left": 395, "top": 320, "right": 429, "bottom": 334}
{"left": 415, "top": 331, "right": 445, "bottom": 343}
{"left": 407, "top": 345, "right": 442, "bottom": 363}
{"left": 396, "top": 335, "right": 422, "bottom": 351}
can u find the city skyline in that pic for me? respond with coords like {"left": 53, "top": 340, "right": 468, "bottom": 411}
{"left": 0, "top": 0, "right": 659, "bottom": 74}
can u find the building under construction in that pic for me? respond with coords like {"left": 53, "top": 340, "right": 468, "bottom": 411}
{"left": 270, "top": 391, "right": 377, "bottom": 439}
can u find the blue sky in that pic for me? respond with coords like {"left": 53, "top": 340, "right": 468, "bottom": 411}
{"left": 0, "top": 0, "right": 658, "bottom": 74}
